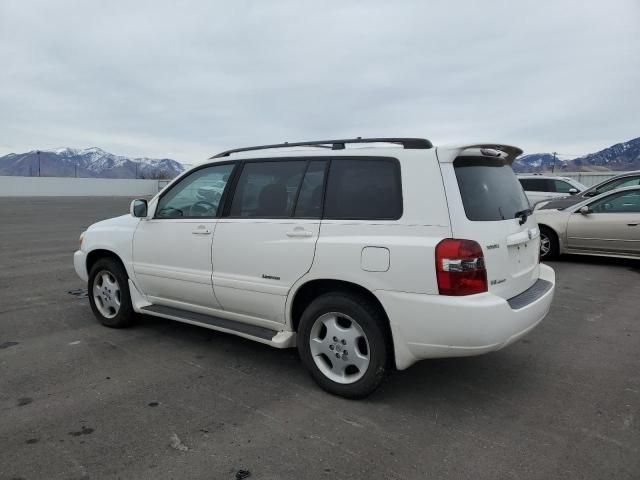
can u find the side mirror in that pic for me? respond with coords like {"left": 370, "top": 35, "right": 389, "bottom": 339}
{"left": 579, "top": 206, "right": 590, "bottom": 215}
{"left": 130, "top": 199, "right": 148, "bottom": 218}
{"left": 568, "top": 188, "right": 578, "bottom": 195}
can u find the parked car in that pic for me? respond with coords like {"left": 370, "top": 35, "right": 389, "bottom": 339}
{"left": 535, "top": 171, "right": 640, "bottom": 211}
{"left": 518, "top": 175, "right": 586, "bottom": 206}
{"left": 74, "top": 138, "right": 555, "bottom": 398}
{"left": 535, "top": 185, "right": 640, "bottom": 260}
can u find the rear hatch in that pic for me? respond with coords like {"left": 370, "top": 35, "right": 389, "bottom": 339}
{"left": 437, "top": 145, "right": 540, "bottom": 300}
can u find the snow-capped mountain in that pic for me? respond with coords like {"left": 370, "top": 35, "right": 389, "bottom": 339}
{"left": 513, "top": 137, "right": 640, "bottom": 173}
{"left": 0, "top": 147, "right": 185, "bottom": 179}
{"left": 512, "top": 153, "right": 566, "bottom": 172}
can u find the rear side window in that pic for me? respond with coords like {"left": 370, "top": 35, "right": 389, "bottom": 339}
{"left": 519, "top": 178, "right": 550, "bottom": 192}
{"left": 230, "top": 161, "right": 306, "bottom": 217}
{"left": 455, "top": 157, "right": 530, "bottom": 221}
{"left": 324, "top": 158, "right": 402, "bottom": 220}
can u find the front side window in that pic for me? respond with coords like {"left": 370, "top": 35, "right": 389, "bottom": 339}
{"left": 588, "top": 190, "right": 640, "bottom": 213}
{"left": 230, "top": 161, "right": 307, "bottom": 217}
{"left": 324, "top": 158, "right": 402, "bottom": 220}
{"left": 155, "top": 163, "right": 235, "bottom": 218}
{"left": 595, "top": 176, "right": 640, "bottom": 195}
{"left": 554, "top": 180, "right": 575, "bottom": 193}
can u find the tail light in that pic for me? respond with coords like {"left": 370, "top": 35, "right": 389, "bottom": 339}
{"left": 435, "top": 239, "right": 487, "bottom": 295}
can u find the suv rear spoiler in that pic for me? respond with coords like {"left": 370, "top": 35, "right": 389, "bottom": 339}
{"left": 436, "top": 143, "right": 523, "bottom": 165}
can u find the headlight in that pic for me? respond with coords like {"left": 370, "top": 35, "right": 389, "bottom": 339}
{"left": 79, "top": 232, "right": 85, "bottom": 249}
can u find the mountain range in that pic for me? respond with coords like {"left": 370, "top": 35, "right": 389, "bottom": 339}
{"left": 0, "top": 147, "right": 185, "bottom": 179}
{"left": 2, "top": 138, "right": 638, "bottom": 178}
{"left": 513, "top": 136, "right": 640, "bottom": 173}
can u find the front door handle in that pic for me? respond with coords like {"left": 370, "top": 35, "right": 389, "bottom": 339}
{"left": 286, "top": 229, "right": 313, "bottom": 238}
{"left": 192, "top": 228, "right": 212, "bottom": 235}
{"left": 628, "top": 223, "right": 638, "bottom": 227}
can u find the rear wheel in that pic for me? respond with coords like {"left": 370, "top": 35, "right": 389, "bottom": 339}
{"left": 88, "top": 258, "right": 135, "bottom": 328}
{"left": 297, "top": 292, "right": 389, "bottom": 398}
{"left": 539, "top": 226, "right": 559, "bottom": 260}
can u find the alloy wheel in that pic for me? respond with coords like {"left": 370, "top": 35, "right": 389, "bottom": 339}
{"left": 309, "top": 312, "right": 370, "bottom": 384}
{"left": 93, "top": 270, "right": 121, "bottom": 319}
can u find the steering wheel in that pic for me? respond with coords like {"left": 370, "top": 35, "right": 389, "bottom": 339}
{"left": 157, "top": 206, "right": 183, "bottom": 217}
{"left": 189, "top": 200, "right": 216, "bottom": 216}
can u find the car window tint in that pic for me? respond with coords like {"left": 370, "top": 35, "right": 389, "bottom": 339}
{"left": 519, "top": 178, "right": 549, "bottom": 192}
{"left": 554, "top": 180, "right": 574, "bottom": 193}
{"left": 230, "top": 161, "right": 306, "bottom": 217}
{"left": 596, "top": 176, "right": 640, "bottom": 194}
{"left": 294, "top": 160, "right": 327, "bottom": 218}
{"left": 455, "top": 158, "right": 530, "bottom": 221}
{"left": 156, "top": 164, "right": 235, "bottom": 218}
{"left": 324, "top": 158, "right": 402, "bottom": 220}
{"left": 589, "top": 190, "right": 640, "bottom": 213}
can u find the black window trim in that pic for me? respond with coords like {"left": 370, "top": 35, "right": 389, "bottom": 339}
{"left": 220, "top": 155, "right": 403, "bottom": 221}
{"left": 152, "top": 160, "right": 240, "bottom": 220}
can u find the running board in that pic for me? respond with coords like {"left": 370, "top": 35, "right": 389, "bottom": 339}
{"left": 141, "top": 304, "right": 278, "bottom": 341}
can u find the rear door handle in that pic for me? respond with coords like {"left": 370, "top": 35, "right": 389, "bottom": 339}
{"left": 192, "top": 228, "right": 212, "bottom": 235}
{"left": 286, "top": 229, "right": 313, "bottom": 238}
{"left": 628, "top": 223, "right": 638, "bottom": 227}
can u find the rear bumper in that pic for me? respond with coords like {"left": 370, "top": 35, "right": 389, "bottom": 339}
{"left": 377, "top": 263, "right": 556, "bottom": 370}
{"left": 74, "top": 250, "right": 88, "bottom": 282}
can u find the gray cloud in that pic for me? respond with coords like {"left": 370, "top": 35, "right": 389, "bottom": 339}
{"left": 1, "top": 0, "right": 639, "bottom": 164}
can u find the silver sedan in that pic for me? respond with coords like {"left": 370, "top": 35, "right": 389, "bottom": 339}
{"left": 534, "top": 185, "right": 640, "bottom": 260}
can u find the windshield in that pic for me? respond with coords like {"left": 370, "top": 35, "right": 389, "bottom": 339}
{"left": 454, "top": 157, "right": 530, "bottom": 221}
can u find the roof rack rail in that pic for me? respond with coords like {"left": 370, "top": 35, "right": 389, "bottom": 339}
{"left": 210, "top": 137, "right": 433, "bottom": 159}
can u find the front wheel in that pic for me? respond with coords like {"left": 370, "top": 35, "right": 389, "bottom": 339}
{"left": 88, "top": 258, "right": 135, "bottom": 328}
{"left": 297, "top": 293, "right": 389, "bottom": 399}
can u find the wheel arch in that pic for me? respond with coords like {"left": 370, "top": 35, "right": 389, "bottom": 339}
{"left": 86, "top": 249, "right": 129, "bottom": 277}
{"left": 289, "top": 278, "right": 395, "bottom": 366}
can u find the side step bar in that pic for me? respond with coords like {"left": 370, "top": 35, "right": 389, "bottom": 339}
{"left": 141, "top": 305, "right": 278, "bottom": 340}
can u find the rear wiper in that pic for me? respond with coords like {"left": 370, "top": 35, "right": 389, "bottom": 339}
{"left": 515, "top": 208, "right": 532, "bottom": 225}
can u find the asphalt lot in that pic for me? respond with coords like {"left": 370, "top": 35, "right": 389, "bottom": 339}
{"left": 1, "top": 197, "right": 639, "bottom": 480}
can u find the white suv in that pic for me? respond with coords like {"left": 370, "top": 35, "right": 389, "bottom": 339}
{"left": 74, "top": 138, "right": 555, "bottom": 398}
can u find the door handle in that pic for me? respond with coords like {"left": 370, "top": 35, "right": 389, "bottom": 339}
{"left": 628, "top": 223, "right": 638, "bottom": 227}
{"left": 286, "top": 229, "right": 313, "bottom": 238}
{"left": 192, "top": 229, "right": 212, "bottom": 235}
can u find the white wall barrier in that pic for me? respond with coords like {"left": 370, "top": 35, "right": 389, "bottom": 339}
{"left": 0, "top": 176, "right": 164, "bottom": 197}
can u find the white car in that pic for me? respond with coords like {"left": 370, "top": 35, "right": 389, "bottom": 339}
{"left": 74, "top": 138, "right": 556, "bottom": 398}
{"left": 518, "top": 175, "right": 586, "bottom": 206}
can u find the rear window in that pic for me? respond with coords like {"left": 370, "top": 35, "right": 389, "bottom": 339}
{"left": 455, "top": 157, "right": 530, "bottom": 221}
{"left": 324, "top": 158, "right": 402, "bottom": 220}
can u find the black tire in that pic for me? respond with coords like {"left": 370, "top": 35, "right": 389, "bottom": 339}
{"left": 539, "top": 226, "right": 559, "bottom": 260}
{"left": 88, "top": 257, "right": 135, "bottom": 328}
{"left": 297, "top": 292, "right": 389, "bottom": 399}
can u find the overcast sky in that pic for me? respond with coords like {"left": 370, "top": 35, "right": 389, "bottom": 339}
{"left": 1, "top": 0, "right": 639, "bottom": 164}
